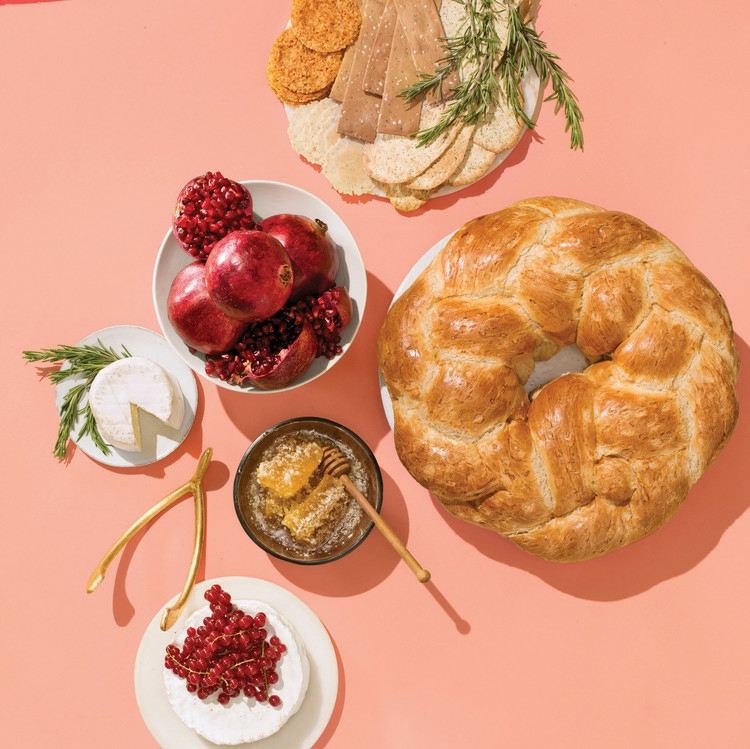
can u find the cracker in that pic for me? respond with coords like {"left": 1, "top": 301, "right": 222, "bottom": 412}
{"left": 448, "top": 140, "right": 498, "bottom": 186}
{"left": 406, "top": 124, "right": 474, "bottom": 190}
{"left": 377, "top": 16, "right": 422, "bottom": 136}
{"left": 292, "top": 0, "right": 362, "bottom": 54}
{"left": 363, "top": 103, "right": 461, "bottom": 184}
{"left": 363, "top": 0, "right": 397, "bottom": 96}
{"left": 268, "top": 29, "right": 342, "bottom": 95}
{"left": 473, "top": 97, "right": 524, "bottom": 153}
{"left": 288, "top": 98, "right": 342, "bottom": 165}
{"left": 268, "top": 65, "right": 329, "bottom": 104}
{"left": 337, "top": 0, "right": 385, "bottom": 142}
{"left": 322, "top": 138, "right": 378, "bottom": 195}
{"left": 330, "top": 44, "right": 357, "bottom": 102}
{"left": 379, "top": 182, "right": 432, "bottom": 212}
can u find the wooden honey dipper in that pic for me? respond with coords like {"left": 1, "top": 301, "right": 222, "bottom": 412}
{"left": 321, "top": 446, "right": 431, "bottom": 583}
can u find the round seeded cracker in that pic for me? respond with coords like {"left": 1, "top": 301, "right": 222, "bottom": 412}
{"left": 268, "top": 29, "right": 342, "bottom": 95}
{"left": 291, "top": 0, "right": 362, "bottom": 53}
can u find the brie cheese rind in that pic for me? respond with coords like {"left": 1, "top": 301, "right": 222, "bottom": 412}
{"left": 88, "top": 357, "right": 184, "bottom": 452}
{"left": 164, "top": 600, "right": 310, "bottom": 746}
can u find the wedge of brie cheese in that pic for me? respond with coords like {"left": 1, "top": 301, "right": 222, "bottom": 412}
{"left": 88, "top": 357, "right": 184, "bottom": 452}
{"left": 164, "top": 600, "right": 310, "bottom": 745}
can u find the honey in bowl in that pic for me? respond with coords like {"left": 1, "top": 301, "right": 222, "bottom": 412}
{"left": 234, "top": 418, "right": 382, "bottom": 564}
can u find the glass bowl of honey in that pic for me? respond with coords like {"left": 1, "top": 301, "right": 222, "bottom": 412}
{"left": 233, "top": 417, "right": 383, "bottom": 564}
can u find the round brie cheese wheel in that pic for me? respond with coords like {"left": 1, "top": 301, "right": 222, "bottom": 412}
{"left": 163, "top": 600, "right": 310, "bottom": 745}
{"left": 89, "top": 356, "right": 185, "bottom": 451}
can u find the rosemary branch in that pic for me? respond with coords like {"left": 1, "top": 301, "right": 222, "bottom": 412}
{"left": 22, "top": 340, "right": 131, "bottom": 460}
{"left": 400, "top": 0, "right": 583, "bottom": 150}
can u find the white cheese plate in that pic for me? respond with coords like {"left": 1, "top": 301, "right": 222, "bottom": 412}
{"left": 54, "top": 325, "right": 197, "bottom": 468}
{"left": 135, "top": 577, "right": 339, "bottom": 749}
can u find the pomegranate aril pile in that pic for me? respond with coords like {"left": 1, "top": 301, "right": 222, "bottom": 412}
{"left": 174, "top": 172, "right": 255, "bottom": 260}
{"left": 164, "top": 585, "right": 286, "bottom": 707}
{"left": 205, "top": 286, "right": 347, "bottom": 384}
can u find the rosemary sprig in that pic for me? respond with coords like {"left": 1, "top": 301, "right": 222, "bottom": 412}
{"left": 400, "top": 0, "right": 583, "bottom": 150}
{"left": 501, "top": 1, "right": 583, "bottom": 149}
{"left": 22, "top": 340, "right": 131, "bottom": 460}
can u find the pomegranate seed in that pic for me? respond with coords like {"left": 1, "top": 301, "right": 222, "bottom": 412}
{"left": 173, "top": 171, "right": 255, "bottom": 260}
{"left": 204, "top": 285, "right": 351, "bottom": 385}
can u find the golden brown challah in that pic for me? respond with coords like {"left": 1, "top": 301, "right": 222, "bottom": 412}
{"left": 378, "top": 197, "right": 739, "bottom": 561}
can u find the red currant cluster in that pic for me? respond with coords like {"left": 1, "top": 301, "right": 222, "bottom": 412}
{"left": 164, "top": 585, "right": 286, "bottom": 707}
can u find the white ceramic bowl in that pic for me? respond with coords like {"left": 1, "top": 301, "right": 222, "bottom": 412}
{"left": 153, "top": 180, "right": 366, "bottom": 393}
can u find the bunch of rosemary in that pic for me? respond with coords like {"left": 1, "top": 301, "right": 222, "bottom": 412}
{"left": 22, "top": 341, "right": 131, "bottom": 460}
{"left": 400, "top": 0, "right": 583, "bottom": 150}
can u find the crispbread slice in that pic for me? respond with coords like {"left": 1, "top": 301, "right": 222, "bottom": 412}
{"left": 448, "top": 140, "right": 498, "bottom": 186}
{"left": 363, "top": 104, "right": 461, "bottom": 184}
{"left": 377, "top": 16, "right": 422, "bottom": 136}
{"left": 363, "top": 0, "right": 397, "bottom": 96}
{"left": 322, "top": 137, "right": 378, "bottom": 195}
{"left": 378, "top": 182, "right": 433, "bottom": 212}
{"left": 330, "top": 44, "right": 357, "bottom": 102}
{"left": 288, "top": 98, "right": 342, "bottom": 166}
{"left": 338, "top": 0, "right": 385, "bottom": 142}
{"left": 473, "top": 97, "right": 524, "bottom": 153}
{"left": 406, "top": 124, "right": 474, "bottom": 190}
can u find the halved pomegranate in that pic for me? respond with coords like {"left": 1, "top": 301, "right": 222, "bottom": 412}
{"left": 204, "top": 286, "right": 353, "bottom": 388}
{"left": 244, "top": 320, "right": 318, "bottom": 390}
{"left": 172, "top": 171, "right": 255, "bottom": 260}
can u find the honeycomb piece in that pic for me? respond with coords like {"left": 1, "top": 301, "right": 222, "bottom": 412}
{"left": 282, "top": 475, "right": 349, "bottom": 546}
{"left": 256, "top": 439, "right": 324, "bottom": 502}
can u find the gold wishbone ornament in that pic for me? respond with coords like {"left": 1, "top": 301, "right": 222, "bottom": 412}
{"left": 86, "top": 448, "right": 212, "bottom": 631}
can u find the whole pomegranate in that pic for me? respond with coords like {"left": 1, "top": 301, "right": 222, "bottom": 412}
{"left": 205, "top": 230, "right": 294, "bottom": 322}
{"left": 167, "top": 262, "right": 247, "bottom": 355}
{"left": 172, "top": 171, "right": 255, "bottom": 260}
{"left": 260, "top": 215, "right": 339, "bottom": 302}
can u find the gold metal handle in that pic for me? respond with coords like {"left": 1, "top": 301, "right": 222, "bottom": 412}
{"left": 86, "top": 448, "right": 213, "bottom": 631}
{"left": 161, "top": 481, "right": 206, "bottom": 630}
{"left": 85, "top": 481, "right": 193, "bottom": 593}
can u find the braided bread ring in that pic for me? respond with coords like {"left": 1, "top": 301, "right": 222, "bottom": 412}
{"left": 378, "top": 197, "right": 739, "bottom": 561}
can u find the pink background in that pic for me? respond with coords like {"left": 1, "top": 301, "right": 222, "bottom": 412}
{"left": 2, "top": 1, "right": 749, "bottom": 747}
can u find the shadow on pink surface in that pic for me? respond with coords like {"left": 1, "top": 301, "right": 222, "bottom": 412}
{"left": 109, "top": 457, "right": 230, "bottom": 626}
{"left": 216, "top": 271, "right": 392, "bottom": 450}
{"left": 431, "top": 336, "right": 749, "bottom": 602}
{"left": 267, "top": 467, "right": 405, "bottom": 595}
{"left": 311, "top": 636, "right": 345, "bottom": 749}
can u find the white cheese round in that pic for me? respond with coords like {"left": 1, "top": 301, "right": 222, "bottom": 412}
{"left": 88, "top": 357, "right": 184, "bottom": 451}
{"left": 163, "top": 600, "right": 310, "bottom": 745}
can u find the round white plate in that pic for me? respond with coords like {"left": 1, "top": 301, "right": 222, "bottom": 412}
{"left": 378, "top": 234, "right": 589, "bottom": 428}
{"left": 284, "top": 70, "right": 542, "bottom": 201}
{"left": 153, "top": 180, "right": 366, "bottom": 394}
{"left": 55, "top": 325, "right": 197, "bottom": 467}
{"left": 135, "top": 577, "right": 339, "bottom": 749}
